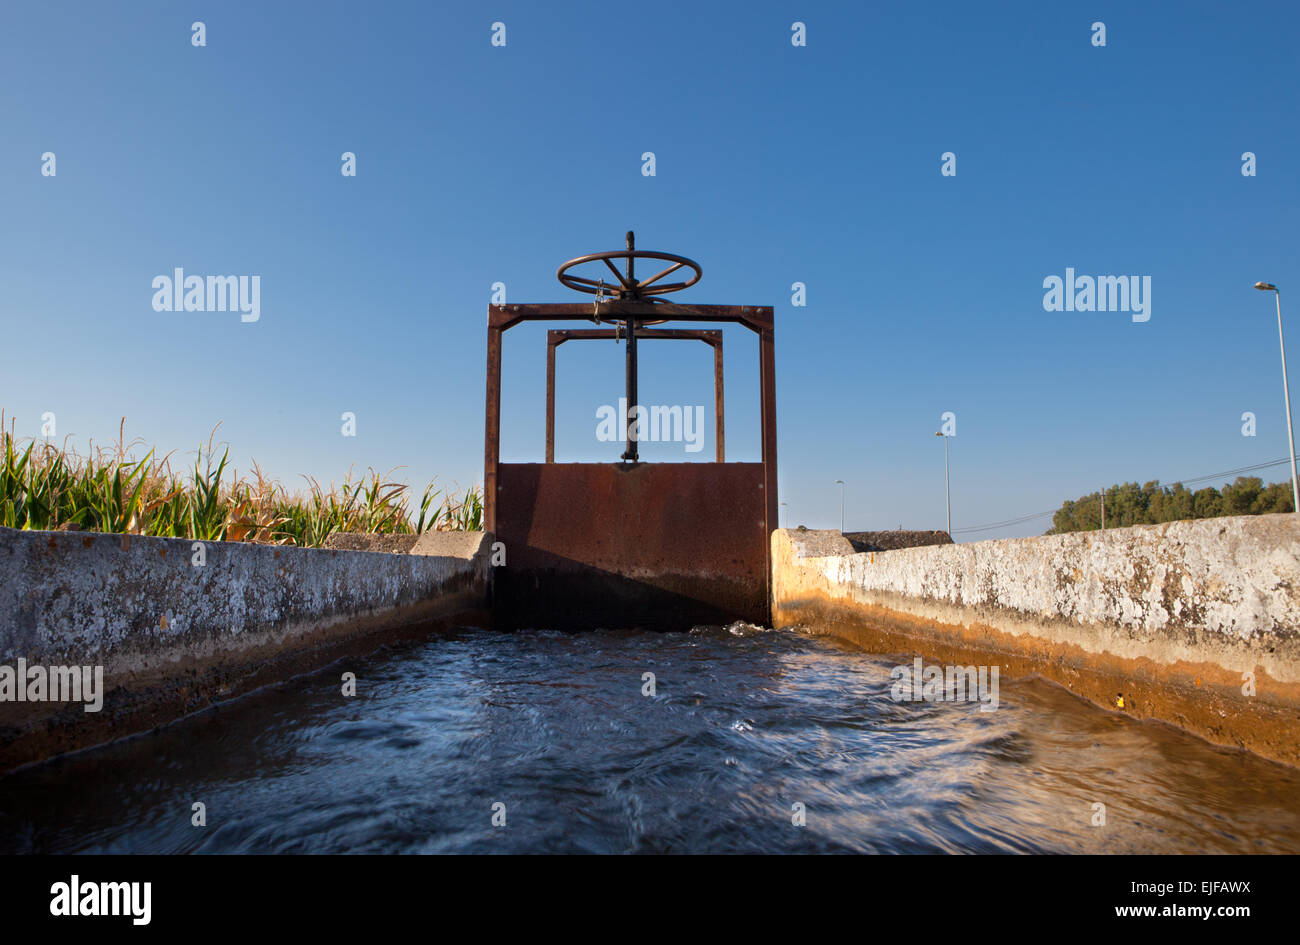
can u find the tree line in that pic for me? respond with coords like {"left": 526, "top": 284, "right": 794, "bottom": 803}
{"left": 1047, "top": 476, "right": 1295, "bottom": 534}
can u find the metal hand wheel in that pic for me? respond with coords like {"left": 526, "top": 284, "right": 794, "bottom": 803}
{"left": 553, "top": 233, "right": 702, "bottom": 462}
{"left": 557, "top": 244, "right": 701, "bottom": 302}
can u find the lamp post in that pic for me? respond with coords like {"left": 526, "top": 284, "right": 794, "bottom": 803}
{"left": 934, "top": 431, "right": 951, "bottom": 536}
{"left": 834, "top": 480, "right": 845, "bottom": 533}
{"left": 780, "top": 501, "right": 788, "bottom": 528}
{"left": 1255, "top": 282, "right": 1300, "bottom": 514}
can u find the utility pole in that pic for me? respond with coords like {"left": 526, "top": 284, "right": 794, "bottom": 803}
{"left": 934, "top": 432, "right": 951, "bottom": 536}
{"left": 1255, "top": 282, "right": 1300, "bottom": 513}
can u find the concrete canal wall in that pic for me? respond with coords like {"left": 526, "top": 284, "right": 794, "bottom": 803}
{"left": 772, "top": 517, "right": 1300, "bottom": 766}
{"left": 8, "top": 514, "right": 1298, "bottom": 771}
{"left": 0, "top": 527, "right": 492, "bottom": 773}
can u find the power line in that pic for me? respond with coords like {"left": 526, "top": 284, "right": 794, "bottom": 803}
{"left": 1169, "top": 456, "right": 1298, "bottom": 487}
{"left": 951, "top": 509, "right": 1056, "bottom": 534}
{"left": 951, "top": 453, "right": 1300, "bottom": 535}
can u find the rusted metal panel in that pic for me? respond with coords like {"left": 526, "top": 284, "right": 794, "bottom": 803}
{"left": 492, "top": 462, "right": 769, "bottom": 630}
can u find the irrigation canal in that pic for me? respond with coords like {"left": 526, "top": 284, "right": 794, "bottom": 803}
{"left": 2, "top": 624, "right": 1298, "bottom": 854}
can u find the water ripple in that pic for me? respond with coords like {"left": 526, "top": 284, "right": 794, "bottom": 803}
{"left": 2, "top": 624, "right": 1299, "bottom": 853}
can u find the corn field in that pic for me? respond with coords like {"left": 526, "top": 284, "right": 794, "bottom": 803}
{"left": 0, "top": 417, "right": 483, "bottom": 546}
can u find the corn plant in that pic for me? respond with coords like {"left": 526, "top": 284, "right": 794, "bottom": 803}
{"left": 443, "top": 486, "right": 484, "bottom": 531}
{"left": 0, "top": 412, "right": 483, "bottom": 546}
{"left": 415, "top": 482, "right": 443, "bottom": 533}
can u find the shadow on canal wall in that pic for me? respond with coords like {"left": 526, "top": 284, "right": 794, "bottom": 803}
{"left": 0, "top": 527, "right": 492, "bottom": 773}
{"left": 772, "top": 518, "right": 1300, "bottom": 766}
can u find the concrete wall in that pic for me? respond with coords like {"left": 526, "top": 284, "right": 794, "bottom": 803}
{"left": 772, "top": 516, "right": 1300, "bottom": 766}
{"left": 0, "top": 527, "right": 492, "bottom": 772}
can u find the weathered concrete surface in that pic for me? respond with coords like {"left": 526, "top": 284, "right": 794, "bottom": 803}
{"left": 772, "top": 517, "right": 1300, "bottom": 765}
{"left": 844, "top": 530, "right": 952, "bottom": 552}
{"left": 0, "top": 527, "right": 492, "bottom": 772}
{"left": 323, "top": 532, "right": 421, "bottom": 554}
{"left": 323, "top": 530, "right": 492, "bottom": 559}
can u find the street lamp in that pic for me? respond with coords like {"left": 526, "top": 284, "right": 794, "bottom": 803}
{"left": 780, "top": 501, "right": 788, "bottom": 528}
{"left": 934, "top": 431, "right": 951, "bottom": 536}
{"left": 1255, "top": 282, "right": 1299, "bottom": 514}
{"left": 833, "top": 480, "right": 845, "bottom": 533}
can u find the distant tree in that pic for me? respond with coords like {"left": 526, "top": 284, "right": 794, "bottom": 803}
{"left": 1050, "top": 500, "right": 1078, "bottom": 534}
{"left": 1192, "top": 487, "right": 1223, "bottom": 520}
{"left": 1148, "top": 483, "right": 1193, "bottom": 523}
{"left": 1254, "top": 480, "right": 1295, "bottom": 514}
{"left": 1046, "top": 475, "right": 1293, "bottom": 533}
{"left": 1222, "top": 477, "right": 1262, "bottom": 516}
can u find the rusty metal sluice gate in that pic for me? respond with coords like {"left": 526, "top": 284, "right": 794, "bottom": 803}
{"left": 485, "top": 233, "right": 777, "bottom": 630}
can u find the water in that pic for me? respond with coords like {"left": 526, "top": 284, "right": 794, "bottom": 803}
{"left": 3, "top": 624, "right": 1299, "bottom": 854}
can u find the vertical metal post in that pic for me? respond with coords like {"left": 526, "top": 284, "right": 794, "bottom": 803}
{"left": 713, "top": 339, "right": 725, "bottom": 462}
{"left": 759, "top": 320, "right": 779, "bottom": 621}
{"left": 622, "top": 231, "right": 639, "bottom": 462}
{"left": 760, "top": 323, "right": 779, "bottom": 526}
{"left": 545, "top": 338, "right": 556, "bottom": 463}
{"left": 484, "top": 317, "right": 503, "bottom": 533}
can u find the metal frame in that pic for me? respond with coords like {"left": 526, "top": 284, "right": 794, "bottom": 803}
{"left": 485, "top": 301, "right": 777, "bottom": 536}
{"left": 484, "top": 299, "right": 777, "bottom": 627}
{"left": 545, "top": 327, "right": 725, "bottom": 463}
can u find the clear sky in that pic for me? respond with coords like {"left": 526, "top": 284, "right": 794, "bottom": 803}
{"left": 2, "top": 1, "right": 1298, "bottom": 538}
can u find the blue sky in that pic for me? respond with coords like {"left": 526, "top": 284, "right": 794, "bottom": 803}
{"left": 2, "top": 1, "right": 1297, "bottom": 537}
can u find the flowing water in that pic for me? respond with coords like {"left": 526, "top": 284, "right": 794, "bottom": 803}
{"left": 3, "top": 624, "right": 1299, "bottom": 854}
